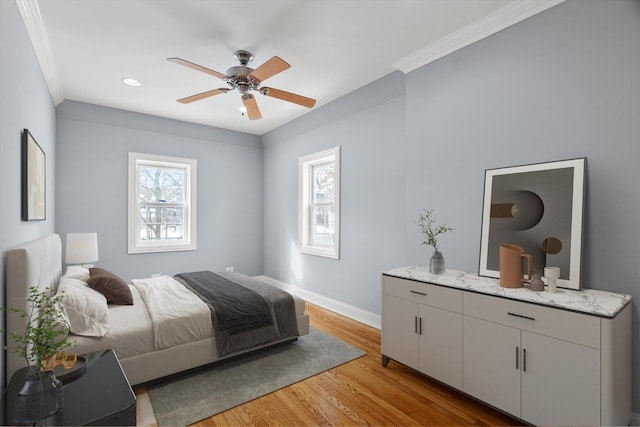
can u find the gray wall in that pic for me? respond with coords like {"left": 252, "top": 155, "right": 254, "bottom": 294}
{"left": 263, "top": 0, "right": 640, "bottom": 414}
{"left": 262, "top": 71, "right": 408, "bottom": 314}
{"left": 0, "top": 0, "right": 57, "bottom": 387}
{"left": 56, "top": 101, "right": 264, "bottom": 281}
{"left": 405, "top": 0, "right": 640, "bottom": 279}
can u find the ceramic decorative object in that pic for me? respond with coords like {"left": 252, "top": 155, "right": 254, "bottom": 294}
{"left": 12, "top": 367, "right": 63, "bottom": 425}
{"left": 499, "top": 244, "right": 533, "bottom": 288}
{"left": 430, "top": 251, "right": 445, "bottom": 275}
{"left": 529, "top": 273, "right": 545, "bottom": 292}
{"left": 544, "top": 266, "right": 561, "bottom": 293}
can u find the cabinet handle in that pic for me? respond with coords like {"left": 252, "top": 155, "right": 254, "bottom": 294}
{"left": 515, "top": 346, "right": 519, "bottom": 370}
{"left": 419, "top": 317, "right": 423, "bottom": 335}
{"left": 410, "top": 290, "right": 427, "bottom": 296}
{"left": 508, "top": 312, "right": 536, "bottom": 321}
{"left": 414, "top": 316, "right": 418, "bottom": 334}
{"left": 523, "top": 348, "right": 527, "bottom": 372}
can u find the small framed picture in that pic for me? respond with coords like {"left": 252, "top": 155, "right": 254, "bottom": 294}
{"left": 22, "top": 129, "right": 46, "bottom": 221}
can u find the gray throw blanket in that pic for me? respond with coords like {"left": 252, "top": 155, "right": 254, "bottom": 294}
{"left": 174, "top": 271, "right": 299, "bottom": 356}
{"left": 175, "top": 271, "right": 273, "bottom": 335}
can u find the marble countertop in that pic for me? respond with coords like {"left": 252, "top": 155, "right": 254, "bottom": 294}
{"left": 383, "top": 266, "right": 631, "bottom": 318}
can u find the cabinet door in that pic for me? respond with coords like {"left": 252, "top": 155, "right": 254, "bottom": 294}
{"left": 521, "top": 331, "right": 600, "bottom": 426}
{"left": 382, "top": 295, "right": 419, "bottom": 369}
{"left": 463, "top": 316, "right": 521, "bottom": 417}
{"left": 419, "top": 305, "right": 462, "bottom": 390}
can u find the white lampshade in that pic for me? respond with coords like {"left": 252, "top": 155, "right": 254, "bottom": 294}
{"left": 65, "top": 233, "right": 99, "bottom": 265}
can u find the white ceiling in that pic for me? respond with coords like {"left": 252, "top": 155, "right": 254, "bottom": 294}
{"left": 20, "top": 0, "right": 562, "bottom": 135}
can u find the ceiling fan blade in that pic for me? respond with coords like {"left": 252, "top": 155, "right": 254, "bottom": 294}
{"left": 260, "top": 87, "right": 316, "bottom": 108}
{"left": 242, "top": 94, "right": 262, "bottom": 120}
{"left": 177, "top": 88, "right": 229, "bottom": 104}
{"left": 249, "top": 56, "right": 290, "bottom": 82}
{"left": 167, "top": 57, "right": 227, "bottom": 79}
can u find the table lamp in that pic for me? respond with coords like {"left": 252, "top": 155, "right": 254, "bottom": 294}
{"left": 65, "top": 233, "right": 99, "bottom": 267}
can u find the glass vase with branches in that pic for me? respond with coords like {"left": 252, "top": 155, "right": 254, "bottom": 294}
{"left": 417, "top": 209, "right": 453, "bottom": 273}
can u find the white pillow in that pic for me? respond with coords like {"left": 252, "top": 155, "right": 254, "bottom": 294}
{"left": 56, "top": 277, "right": 110, "bottom": 337}
{"left": 63, "top": 266, "right": 90, "bottom": 282}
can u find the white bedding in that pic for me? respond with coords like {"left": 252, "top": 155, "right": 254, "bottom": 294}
{"left": 71, "top": 285, "right": 155, "bottom": 359}
{"left": 131, "top": 275, "right": 212, "bottom": 349}
{"left": 72, "top": 276, "right": 214, "bottom": 358}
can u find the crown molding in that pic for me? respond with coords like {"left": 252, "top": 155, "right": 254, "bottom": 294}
{"left": 393, "top": 0, "right": 565, "bottom": 73}
{"left": 15, "top": 0, "right": 65, "bottom": 104}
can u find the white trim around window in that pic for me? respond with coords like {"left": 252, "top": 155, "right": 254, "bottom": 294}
{"left": 298, "top": 146, "right": 340, "bottom": 259}
{"left": 128, "top": 152, "right": 197, "bottom": 254}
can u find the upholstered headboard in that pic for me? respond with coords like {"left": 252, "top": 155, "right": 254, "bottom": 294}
{"left": 5, "top": 234, "right": 62, "bottom": 378}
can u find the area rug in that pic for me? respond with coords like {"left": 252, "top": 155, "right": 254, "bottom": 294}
{"left": 147, "top": 327, "right": 366, "bottom": 426}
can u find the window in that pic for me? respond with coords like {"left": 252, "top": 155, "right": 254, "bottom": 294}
{"left": 128, "top": 152, "right": 197, "bottom": 254}
{"left": 299, "top": 147, "right": 340, "bottom": 258}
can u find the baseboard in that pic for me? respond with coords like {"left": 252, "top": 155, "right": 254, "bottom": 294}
{"left": 256, "top": 276, "right": 381, "bottom": 329}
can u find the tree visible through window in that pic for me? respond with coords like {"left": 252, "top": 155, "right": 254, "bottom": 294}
{"left": 299, "top": 147, "right": 340, "bottom": 259}
{"left": 138, "top": 164, "right": 185, "bottom": 241}
{"left": 310, "top": 161, "right": 336, "bottom": 247}
{"left": 128, "top": 153, "right": 197, "bottom": 253}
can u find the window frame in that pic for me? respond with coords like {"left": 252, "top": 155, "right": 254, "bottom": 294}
{"left": 298, "top": 146, "right": 340, "bottom": 259}
{"left": 128, "top": 152, "right": 197, "bottom": 254}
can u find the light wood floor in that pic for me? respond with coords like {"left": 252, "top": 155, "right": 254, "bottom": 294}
{"left": 135, "top": 302, "right": 523, "bottom": 426}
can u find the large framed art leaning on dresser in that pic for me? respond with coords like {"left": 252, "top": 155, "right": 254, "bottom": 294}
{"left": 381, "top": 266, "right": 632, "bottom": 427}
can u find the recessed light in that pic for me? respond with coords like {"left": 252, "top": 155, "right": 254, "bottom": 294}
{"left": 122, "top": 77, "right": 141, "bottom": 87}
{"left": 238, "top": 106, "right": 247, "bottom": 113}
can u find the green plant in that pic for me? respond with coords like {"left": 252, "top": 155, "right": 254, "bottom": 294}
{"left": 1, "top": 286, "right": 74, "bottom": 368}
{"left": 417, "top": 209, "right": 453, "bottom": 254}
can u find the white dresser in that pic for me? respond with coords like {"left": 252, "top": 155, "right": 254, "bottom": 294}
{"left": 381, "top": 266, "right": 632, "bottom": 426}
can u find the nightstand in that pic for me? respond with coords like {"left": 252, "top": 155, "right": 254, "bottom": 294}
{"left": 2, "top": 349, "right": 136, "bottom": 426}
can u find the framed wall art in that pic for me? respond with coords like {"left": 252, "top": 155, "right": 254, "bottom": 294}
{"left": 22, "top": 129, "right": 46, "bottom": 221}
{"left": 478, "top": 158, "right": 586, "bottom": 290}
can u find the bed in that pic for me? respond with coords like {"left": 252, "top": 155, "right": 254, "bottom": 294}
{"left": 5, "top": 234, "right": 309, "bottom": 386}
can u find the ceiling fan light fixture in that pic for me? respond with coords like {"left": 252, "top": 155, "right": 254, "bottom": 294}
{"left": 122, "top": 77, "right": 141, "bottom": 87}
{"left": 168, "top": 50, "right": 316, "bottom": 119}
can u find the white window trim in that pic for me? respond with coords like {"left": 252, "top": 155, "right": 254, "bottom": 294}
{"left": 128, "top": 152, "right": 197, "bottom": 254}
{"left": 298, "top": 146, "right": 340, "bottom": 259}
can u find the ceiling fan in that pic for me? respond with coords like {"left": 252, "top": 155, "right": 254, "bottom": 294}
{"left": 167, "top": 50, "right": 316, "bottom": 120}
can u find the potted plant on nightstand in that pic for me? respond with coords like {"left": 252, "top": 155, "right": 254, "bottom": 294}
{"left": 2, "top": 286, "right": 74, "bottom": 424}
{"left": 417, "top": 209, "right": 453, "bottom": 274}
